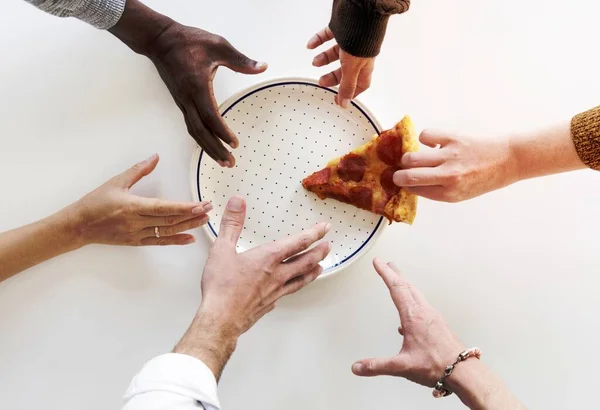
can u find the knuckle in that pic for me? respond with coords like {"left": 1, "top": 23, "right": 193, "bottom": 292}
{"left": 405, "top": 173, "right": 422, "bottom": 186}
{"left": 448, "top": 148, "right": 461, "bottom": 161}
{"left": 221, "top": 215, "right": 242, "bottom": 229}
{"left": 390, "top": 278, "right": 410, "bottom": 290}
{"left": 153, "top": 203, "right": 167, "bottom": 215}
{"left": 263, "top": 266, "right": 276, "bottom": 280}
{"left": 300, "top": 257, "right": 316, "bottom": 272}
{"left": 443, "top": 167, "right": 462, "bottom": 185}
{"left": 164, "top": 216, "right": 176, "bottom": 225}
{"left": 406, "top": 303, "right": 425, "bottom": 321}
{"left": 306, "top": 269, "right": 320, "bottom": 283}
{"left": 266, "top": 242, "right": 283, "bottom": 257}
{"left": 402, "top": 153, "right": 415, "bottom": 167}
{"left": 157, "top": 239, "right": 168, "bottom": 246}
{"left": 233, "top": 52, "right": 251, "bottom": 67}
{"left": 299, "top": 235, "right": 313, "bottom": 250}
{"left": 129, "top": 163, "right": 143, "bottom": 174}
{"left": 419, "top": 129, "right": 434, "bottom": 141}
{"left": 212, "top": 35, "right": 229, "bottom": 48}
{"left": 365, "top": 361, "right": 378, "bottom": 372}
{"left": 288, "top": 280, "right": 304, "bottom": 294}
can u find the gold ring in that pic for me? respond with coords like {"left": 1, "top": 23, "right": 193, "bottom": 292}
{"left": 154, "top": 226, "right": 160, "bottom": 238}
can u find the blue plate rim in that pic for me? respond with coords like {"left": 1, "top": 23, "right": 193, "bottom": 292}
{"left": 194, "top": 78, "right": 384, "bottom": 274}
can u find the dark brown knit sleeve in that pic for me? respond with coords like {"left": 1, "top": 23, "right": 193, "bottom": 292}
{"left": 571, "top": 106, "right": 600, "bottom": 170}
{"left": 329, "top": 0, "right": 410, "bottom": 58}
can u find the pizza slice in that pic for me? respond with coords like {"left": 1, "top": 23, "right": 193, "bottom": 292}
{"left": 302, "top": 115, "right": 418, "bottom": 224}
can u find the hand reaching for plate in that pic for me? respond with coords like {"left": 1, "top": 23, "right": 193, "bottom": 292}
{"left": 199, "top": 196, "right": 331, "bottom": 337}
{"left": 351, "top": 259, "right": 527, "bottom": 409}
{"left": 352, "top": 259, "right": 465, "bottom": 385}
{"left": 175, "top": 196, "right": 331, "bottom": 379}
{"left": 73, "top": 154, "right": 211, "bottom": 246}
{"left": 148, "top": 25, "right": 267, "bottom": 168}
{"left": 109, "top": 1, "right": 268, "bottom": 168}
{"left": 308, "top": 27, "right": 375, "bottom": 108}
{"left": 0, "top": 154, "right": 211, "bottom": 283}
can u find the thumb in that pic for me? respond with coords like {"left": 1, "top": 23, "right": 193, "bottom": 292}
{"left": 217, "top": 196, "right": 246, "bottom": 246}
{"left": 118, "top": 154, "right": 159, "bottom": 189}
{"left": 352, "top": 356, "right": 405, "bottom": 377}
{"left": 219, "top": 42, "right": 268, "bottom": 75}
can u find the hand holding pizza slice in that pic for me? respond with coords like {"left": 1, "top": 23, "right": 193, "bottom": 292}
{"left": 302, "top": 116, "right": 418, "bottom": 224}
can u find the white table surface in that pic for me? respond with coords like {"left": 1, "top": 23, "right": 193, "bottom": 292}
{"left": 1, "top": 1, "right": 599, "bottom": 409}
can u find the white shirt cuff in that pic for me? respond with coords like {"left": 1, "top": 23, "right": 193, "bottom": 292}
{"left": 123, "top": 353, "right": 220, "bottom": 410}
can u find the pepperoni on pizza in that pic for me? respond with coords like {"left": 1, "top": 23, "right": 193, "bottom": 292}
{"left": 302, "top": 116, "right": 418, "bottom": 224}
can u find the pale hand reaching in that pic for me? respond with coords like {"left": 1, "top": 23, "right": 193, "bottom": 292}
{"left": 73, "top": 154, "right": 211, "bottom": 247}
{"left": 0, "top": 154, "right": 211, "bottom": 282}
{"left": 175, "top": 196, "right": 332, "bottom": 380}
{"left": 308, "top": 26, "right": 375, "bottom": 109}
{"left": 352, "top": 259, "right": 527, "bottom": 409}
{"left": 394, "top": 123, "right": 586, "bottom": 203}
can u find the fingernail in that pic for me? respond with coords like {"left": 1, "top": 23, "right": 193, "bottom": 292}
{"left": 324, "top": 222, "right": 332, "bottom": 233}
{"left": 146, "top": 153, "right": 158, "bottom": 162}
{"left": 340, "top": 99, "right": 350, "bottom": 109}
{"left": 352, "top": 363, "right": 363, "bottom": 373}
{"left": 227, "top": 196, "right": 244, "bottom": 211}
{"left": 388, "top": 262, "right": 400, "bottom": 272}
{"left": 255, "top": 61, "right": 268, "bottom": 69}
{"left": 230, "top": 139, "right": 239, "bottom": 149}
{"left": 185, "top": 237, "right": 195, "bottom": 244}
{"left": 192, "top": 206, "right": 204, "bottom": 214}
{"left": 203, "top": 203, "right": 214, "bottom": 213}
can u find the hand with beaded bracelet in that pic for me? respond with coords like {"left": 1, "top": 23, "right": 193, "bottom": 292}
{"left": 352, "top": 259, "right": 527, "bottom": 410}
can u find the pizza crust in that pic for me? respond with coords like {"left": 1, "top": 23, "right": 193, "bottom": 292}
{"left": 386, "top": 116, "right": 418, "bottom": 224}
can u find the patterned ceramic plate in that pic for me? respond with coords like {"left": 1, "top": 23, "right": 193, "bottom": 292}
{"left": 190, "top": 78, "right": 385, "bottom": 278}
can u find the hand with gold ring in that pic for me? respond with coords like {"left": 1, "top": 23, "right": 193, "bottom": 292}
{"left": 70, "top": 154, "right": 211, "bottom": 247}
{"left": 0, "top": 154, "right": 212, "bottom": 283}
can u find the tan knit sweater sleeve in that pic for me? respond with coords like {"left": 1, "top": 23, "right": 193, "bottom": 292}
{"left": 571, "top": 106, "right": 600, "bottom": 170}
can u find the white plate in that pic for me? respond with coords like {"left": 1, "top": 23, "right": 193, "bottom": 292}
{"left": 190, "top": 77, "right": 385, "bottom": 278}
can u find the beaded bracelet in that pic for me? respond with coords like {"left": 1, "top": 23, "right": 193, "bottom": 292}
{"left": 432, "top": 347, "right": 482, "bottom": 398}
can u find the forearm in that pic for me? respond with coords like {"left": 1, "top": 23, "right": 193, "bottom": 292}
{"left": 173, "top": 309, "right": 239, "bottom": 382}
{"left": 0, "top": 206, "right": 83, "bottom": 283}
{"left": 24, "top": 0, "right": 125, "bottom": 29}
{"left": 446, "top": 360, "right": 526, "bottom": 410}
{"left": 509, "top": 121, "right": 587, "bottom": 183}
{"left": 108, "top": 0, "right": 174, "bottom": 56}
{"left": 329, "top": 0, "right": 410, "bottom": 57}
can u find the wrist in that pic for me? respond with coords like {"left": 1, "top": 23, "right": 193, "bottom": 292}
{"left": 507, "top": 134, "right": 525, "bottom": 184}
{"left": 329, "top": 0, "right": 390, "bottom": 57}
{"left": 444, "top": 359, "right": 492, "bottom": 409}
{"left": 47, "top": 206, "right": 87, "bottom": 251}
{"left": 108, "top": 0, "right": 175, "bottom": 56}
{"left": 174, "top": 308, "right": 239, "bottom": 381}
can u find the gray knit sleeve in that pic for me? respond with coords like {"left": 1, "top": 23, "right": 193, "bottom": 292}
{"left": 25, "top": 0, "right": 126, "bottom": 29}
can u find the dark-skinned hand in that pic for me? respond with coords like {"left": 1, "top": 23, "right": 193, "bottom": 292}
{"left": 110, "top": 0, "right": 267, "bottom": 168}
{"left": 149, "top": 24, "right": 267, "bottom": 167}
